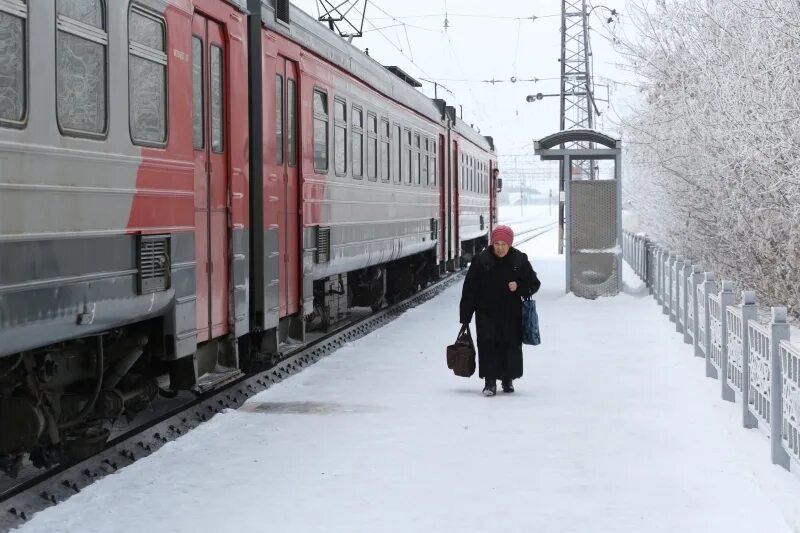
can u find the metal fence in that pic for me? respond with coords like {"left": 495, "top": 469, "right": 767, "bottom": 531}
{"left": 623, "top": 230, "right": 797, "bottom": 470}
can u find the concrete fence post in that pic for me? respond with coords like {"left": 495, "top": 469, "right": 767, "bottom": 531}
{"left": 769, "top": 307, "right": 791, "bottom": 470}
{"left": 690, "top": 265, "right": 704, "bottom": 357}
{"left": 640, "top": 236, "right": 647, "bottom": 281}
{"left": 682, "top": 262, "right": 693, "bottom": 344}
{"left": 719, "top": 281, "right": 736, "bottom": 402}
{"left": 741, "top": 291, "right": 758, "bottom": 430}
{"left": 702, "top": 272, "right": 718, "bottom": 378}
{"left": 663, "top": 253, "right": 674, "bottom": 316}
{"left": 656, "top": 248, "right": 663, "bottom": 304}
{"left": 674, "top": 257, "right": 685, "bottom": 334}
{"left": 652, "top": 248, "right": 659, "bottom": 300}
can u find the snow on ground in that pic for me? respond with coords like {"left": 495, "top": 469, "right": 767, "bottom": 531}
{"left": 15, "top": 221, "right": 800, "bottom": 533}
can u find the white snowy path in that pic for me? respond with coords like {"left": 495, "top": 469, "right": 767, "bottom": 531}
{"left": 16, "top": 228, "right": 800, "bottom": 533}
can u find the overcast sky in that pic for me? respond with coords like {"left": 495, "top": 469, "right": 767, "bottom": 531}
{"left": 292, "top": 0, "right": 640, "bottom": 168}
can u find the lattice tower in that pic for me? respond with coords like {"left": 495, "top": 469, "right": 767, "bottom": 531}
{"left": 560, "top": 0, "right": 595, "bottom": 180}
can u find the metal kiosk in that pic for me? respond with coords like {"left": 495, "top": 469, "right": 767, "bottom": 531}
{"left": 534, "top": 129, "right": 622, "bottom": 298}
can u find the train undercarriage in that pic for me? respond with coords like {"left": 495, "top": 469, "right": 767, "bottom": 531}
{"left": 0, "top": 249, "right": 454, "bottom": 478}
{"left": 308, "top": 249, "right": 441, "bottom": 333}
{"left": 0, "top": 327, "right": 163, "bottom": 477}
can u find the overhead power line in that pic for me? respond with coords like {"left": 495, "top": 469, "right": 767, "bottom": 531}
{"left": 423, "top": 76, "right": 561, "bottom": 84}
{"left": 368, "top": 12, "right": 561, "bottom": 21}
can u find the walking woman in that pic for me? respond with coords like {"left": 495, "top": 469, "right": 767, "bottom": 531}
{"left": 459, "top": 225, "right": 541, "bottom": 396}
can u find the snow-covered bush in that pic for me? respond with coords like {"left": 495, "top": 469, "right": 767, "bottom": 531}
{"left": 617, "top": 0, "right": 800, "bottom": 317}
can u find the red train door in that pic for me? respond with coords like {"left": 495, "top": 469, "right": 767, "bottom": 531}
{"left": 452, "top": 140, "right": 460, "bottom": 261}
{"left": 276, "top": 58, "right": 300, "bottom": 316}
{"left": 438, "top": 134, "right": 446, "bottom": 262}
{"left": 489, "top": 160, "right": 496, "bottom": 228}
{"left": 193, "top": 14, "right": 230, "bottom": 342}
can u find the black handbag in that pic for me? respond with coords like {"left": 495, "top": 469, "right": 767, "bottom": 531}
{"left": 447, "top": 324, "right": 476, "bottom": 377}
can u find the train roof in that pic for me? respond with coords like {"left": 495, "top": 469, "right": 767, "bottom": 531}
{"left": 452, "top": 115, "right": 494, "bottom": 154}
{"left": 256, "top": 0, "right": 494, "bottom": 152}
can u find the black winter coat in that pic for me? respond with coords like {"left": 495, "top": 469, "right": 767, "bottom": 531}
{"left": 459, "top": 247, "right": 541, "bottom": 380}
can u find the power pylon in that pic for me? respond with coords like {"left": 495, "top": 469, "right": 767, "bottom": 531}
{"left": 556, "top": 0, "right": 598, "bottom": 252}
{"left": 560, "top": 0, "right": 597, "bottom": 173}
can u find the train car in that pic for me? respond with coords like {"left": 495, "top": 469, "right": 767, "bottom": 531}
{"left": 0, "top": 0, "right": 497, "bottom": 474}
{"left": 450, "top": 117, "right": 496, "bottom": 264}
{"left": 250, "top": 2, "right": 449, "bottom": 348}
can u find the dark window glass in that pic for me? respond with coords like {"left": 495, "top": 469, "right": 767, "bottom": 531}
{"left": 0, "top": 2, "right": 26, "bottom": 125}
{"left": 334, "top": 98, "right": 346, "bottom": 121}
{"left": 129, "top": 7, "right": 167, "bottom": 144}
{"left": 56, "top": 0, "right": 107, "bottom": 135}
{"left": 287, "top": 79, "right": 297, "bottom": 165}
{"left": 352, "top": 106, "right": 363, "bottom": 178}
{"left": 275, "top": 75, "right": 283, "bottom": 164}
{"left": 393, "top": 124, "right": 401, "bottom": 183}
{"left": 413, "top": 133, "right": 420, "bottom": 185}
{"left": 192, "top": 36, "right": 203, "bottom": 149}
{"left": 380, "top": 118, "right": 390, "bottom": 182}
{"left": 334, "top": 98, "right": 347, "bottom": 176}
{"left": 210, "top": 45, "right": 223, "bottom": 152}
{"left": 404, "top": 129, "right": 411, "bottom": 184}
{"left": 367, "top": 112, "right": 377, "bottom": 181}
{"left": 367, "top": 137, "right": 377, "bottom": 181}
{"left": 58, "top": 0, "right": 103, "bottom": 26}
{"left": 313, "top": 89, "right": 328, "bottom": 172}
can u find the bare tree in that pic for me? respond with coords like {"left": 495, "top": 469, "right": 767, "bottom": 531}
{"left": 616, "top": 0, "right": 800, "bottom": 317}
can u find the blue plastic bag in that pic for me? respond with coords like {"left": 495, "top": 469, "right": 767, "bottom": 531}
{"left": 522, "top": 299, "right": 541, "bottom": 346}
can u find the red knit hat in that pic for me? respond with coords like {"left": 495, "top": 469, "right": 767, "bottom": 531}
{"left": 491, "top": 224, "right": 514, "bottom": 245}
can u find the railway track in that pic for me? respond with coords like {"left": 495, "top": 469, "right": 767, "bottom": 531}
{"left": 0, "top": 271, "right": 468, "bottom": 531}
{"left": 0, "top": 225, "right": 555, "bottom": 531}
{"left": 514, "top": 221, "right": 558, "bottom": 246}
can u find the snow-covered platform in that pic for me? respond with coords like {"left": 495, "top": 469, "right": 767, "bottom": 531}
{"left": 15, "top": 223, "right": 800, "bottom": 533}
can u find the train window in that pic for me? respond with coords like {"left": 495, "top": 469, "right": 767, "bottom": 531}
{"left": 464, "top": 156, "right": 468, "bottom": 191}
{"left": 367, "top": 112, "right": 377, "bottom": 181}
{"left": 403, "top": 129, "right": 411, "bottom": 184}
{"left": 470, "top": 157, "right": 475, "bottom": 192}
{"left": 351, "top": 105, "right": 363, "bottom": 178}
{"left": 379, "top": 118, "right": 390, "bottom": 182}
{"left": 313, "top": 89, "right": 329, "bottom": 172}
{"left": 56, "top": 0, "right": 107, "bottom": 137}
{"left": 412, "top": 133, "right": 420, "bottom": 185}
{"left": 0, "top": 0, "right": 26, "bottom": 127}
{"left": 432, "top": 140, "right": 437, "bottom": 186}
{"left": 393, "top": 124, "right": 401, "bottom": 183}
{"left": 210, "top": 45, "right": 224, "bottom": 152}
{"left": 129, "top": 5, "right": 167, "bottom": 146}
{"left": 334, "top": 98, "right": 347, "bottom": 176}
{"left": 275, "top": 75, "right": 284, "bottom": 164}
{"left": 287, "top": 79, "right": 297, "bottom": 166}
{"left": 192, "top": 37, "right": 203, "bottom": 149}
{"left": 460, "top": 154, "right": 465, "bottom": 190}
{"left": 421, "top": 138, "right": 428, "bottom": 187}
